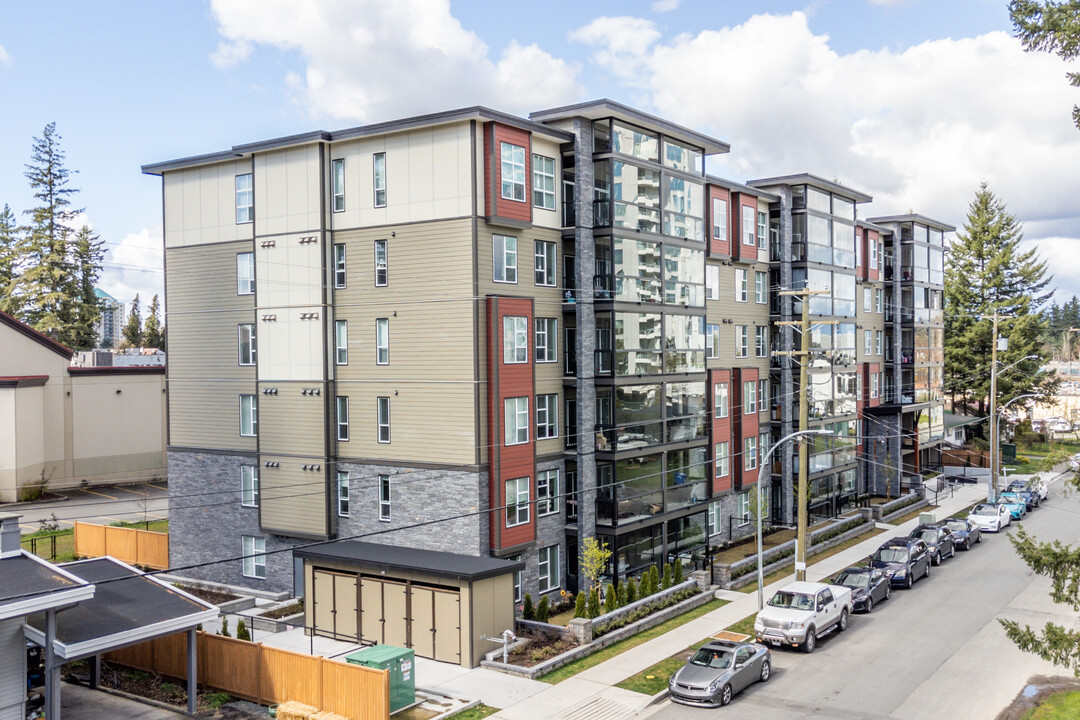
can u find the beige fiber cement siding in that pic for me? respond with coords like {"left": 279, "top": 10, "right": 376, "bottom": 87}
{"left": 257, "top": 382, "right": 327, "bottom": 458}
{"left": 259, "top": 456, "right": 329, "bottom": 538}
{"left": 254, "top": 145, "right": 323, "bottom": 236}
{"left": 164, "top": 159, "right": 255, "bottom": 248}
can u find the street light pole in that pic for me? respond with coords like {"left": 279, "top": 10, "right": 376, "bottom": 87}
{"left": 986, "top": 354, "right": 1038, "bottom": 502}
{"left": 994, "top": 391, "right": 1040, "bottom": 497}
{"left": 756, "top": 429, "right": 833, "bottom": 611}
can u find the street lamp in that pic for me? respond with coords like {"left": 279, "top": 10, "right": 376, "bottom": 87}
{"left": 987, "top": 354, "right": 1039, "bottom": 503}
{"left": 991, "top": 392, "right": 1040, "bottom": 501}
{"left": 756, "top": 428, "right": 833, "bottom": 611}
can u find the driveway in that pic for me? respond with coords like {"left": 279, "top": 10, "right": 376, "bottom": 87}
{"left": 7, "top": 482, "right": 169, "bottom": 533}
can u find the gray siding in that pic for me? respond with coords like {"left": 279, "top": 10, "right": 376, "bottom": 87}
{"left": 0, "top": 618, "right": 23, "bottom": 720}
{"left": 259, "top": 457, "right": 330, "bottom": 538}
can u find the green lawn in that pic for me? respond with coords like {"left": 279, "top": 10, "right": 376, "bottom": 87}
{"left": 20, "top": 519, "right": 168, "bottom": 564}
{"left": 1022, "top": 690, "right": 1080, "bottom": 719}
{"left": 447, "top": 704, "right": 500, "bottom": 720}
{"left": 536, "top": 598, "right": 726, "bottom": 684}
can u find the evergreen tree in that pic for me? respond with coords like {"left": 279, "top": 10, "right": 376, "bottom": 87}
{"left": 69, "top": 226, "right": 104, "bottom": 350}
{"left": 143, "top": 294, "right": 163, "bottom": 349}
{"left": 604, "top": 583, "right": 617, "bottom": 614}
{"left": 0, "top": 204, "right": 18, "bottom": 301}
{"left": 662, "top": 563, "right": 674, "bottom": 590}
{"left": 536, "top": 595, "right": 550, "bottom": 623}
{"left": 673, "top": 558, "right": 684, "bottom": 584}
{"left": 944, "top": 183, "right": 1054, "bottom": 420}
{"left": 522, "top": 593, "right": 535, "bottom": 621}
{"left": 625, "top": 577, "right": 637, "bottom": 604}
{"left": 1009, "top": 0, "right": 1080, "bottom": 129}
{"left": 6, "top": 123, "right": 82, "bottom": 343}
{"left": 587, "top": 587, "right": 601, "bottom": 619}
{"left": 123, "top": 294, "right": 143, "bottom": 347}
{"left": 573, "top": 591, "right": 587, "bottom": 619}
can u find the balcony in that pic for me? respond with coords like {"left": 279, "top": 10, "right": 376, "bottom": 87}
{"left": 595, "top": 483, "right": 707, "bottom": 527}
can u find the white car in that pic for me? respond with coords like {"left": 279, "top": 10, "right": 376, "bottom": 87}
{"left": 754, "top": 581, "right": 854, "bottom": 653}
{"left": 968, "top": 502, "right": 1012, "bottom": 532}
{"left": 1050, "top": 421, "right": 1073, "bottom": 433}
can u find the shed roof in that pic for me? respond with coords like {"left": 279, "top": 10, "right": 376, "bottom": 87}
{"left": 0, "top": 551, "right": 95, "bottom": 621}
{"left": 296, "top": 541, "right": 524, "bottom": 582}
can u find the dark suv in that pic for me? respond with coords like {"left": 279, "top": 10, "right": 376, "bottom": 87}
{"left": 870, "top": 537, "right": 931, "bottom": 589}
{"left": 908, "top": 524, "right": 956, "bottom": 566}
{"left": 1006, "top": 480, "right": 1040, "bottom": 510}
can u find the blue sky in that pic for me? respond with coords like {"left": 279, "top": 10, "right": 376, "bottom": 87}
{"left": 1, "top": 0, "right": 1076, "bottom": 306}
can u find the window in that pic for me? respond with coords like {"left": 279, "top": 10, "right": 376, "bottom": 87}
{"left": 715, "top": 441, "right": 730, "bottom": 477}
{"left": 505, "top": 477, "right": 529, "bottom": 527}
{"left": 238, "top": 324, "right": 256, "bottom": 366}
{"left": 870, "top": 372, "right": 880, "bottom": 399}
{"left": 500, "top": 142, "right": 526, "bottom": 202}
{"left": 759, "top": 379, "right": 769, "bottom": 411}
{"left": 332, "top": 159, "right": 345, "bottom": 212}
{"left": 538, "top": 544, "right": 559, "bottom": 593}
{"left": 757, "top": 211, "right": 768, "bottom": 250}
{"left": 377, "top": 397, "right": 391, "bottom": 443}
{"left": 239, "top": 394, "right": 257, "bottom": 437}
{"left": 510, "top": 554, "right": 522, "bottom": 603}
{"left": 706, "top": 324, "right": 720, "bottom": 359}
{"left": 504, "top": 316, "right": 528, "bottom": 363}
{"left": 335, "top": 320, "right": 348, "bottom": 365}
{"left": 870, "top": 238, "right": 879, "bottom": 269}
{"left": 534, "top": 240, "right": 556, "bottom": 286}
{"left": 235, "top": 173, "right": 253, "bottom": 224}
{"left": 493, "top": 235, "right": 518, "bottom": 283}
{"left": 376, "top": 318, "right": 389, "bottom": 365}
{"left": 236, "top": 252, "right": 254, "bottom": 295}
{"left": 744, "top": 380, "right": 757, "bottom": 414}
{"left": 373, "top": 152, "right": 386, "bottom": 207}
{"left": 536, "top": 394, "right": 558, "bottom": 440}
{"left": 715, "top": 382, "right": 729, "bottom": 418}
{"left": 533, "top": 154, "right": 555, "bottom": 210}
{"left": 337, "top": 471, "right": 349, "bottom": 517}
{"left": 875, "top": 330, "right": 883, "bottom": 356}
{"left": 537, "top": 469, "right": 559, "bottom": 515}
{"left": 735, "top": 268, "right": 748, "bottom": 302}
{"left": 864, "top": 287, "right": 872, "bottom": 312}
{"left": 742, "top": 205, "right": 756, "bottom": 246}
{"left": 755, "top": 271, "right": 767, "bottom": 304}
{"left": 755, "top": 326, "right": 767, "bottom": 358}
{"left": 744, "top": 436, "right": 758, "bottom": 471}
{"left": 865, "top": 330, "right": 873, "bottom": 355}
{"left": 241, "top": 465, "right": 259, "bottom": 507}
{"left": 706, "top": 265, "right": 720, "bottom": 300}
{"left": 760, "top": 431, "right": 771, "bottom": 463}
{"left": 712, "top": 197, "right": 728, "bottom": 241}
{"left": 333, "top": 243, "right": 346, "bottom": 288}
{"left": 875, "top": 288, "right": 883, "bottom": 314}
{"left": 379, "top": 474, "right": 391, "bottom": 521}
{"left": 242, "top": 535, "right": 266, "bottom": 579}
{"left": 374, "top": 240, "right": 388, "bottom": 286}
{"left": 707, "top": 499, "right": 723, "bottom": 535}
{"left": 735, "top": 326, "right": 748, "bottom": 358}
{"left": 535, "top": 318, "right": 557, "bottom": 362}
{"left": 504, "top": 397, "right": 529, "bottom": 445}
{"left": 336, "top": 396, "right": 349, "bottom": 441}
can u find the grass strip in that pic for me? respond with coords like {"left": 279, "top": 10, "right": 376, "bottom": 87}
{"left": 1021, "top": 690, "right": 1080, "bottom": 719}
{"left": 737, "top": 527, "right": 887, "bottom": 594}
{"left": 446, "top": 704, "right": 500, "bottom": 720}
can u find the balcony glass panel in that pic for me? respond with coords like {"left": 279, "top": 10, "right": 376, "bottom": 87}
{"left": 662, "top": 139, "right": 704, "bottom": 174}
{"left": 664, "top": 314, "right": 705, "bottom": 373}
{"left": 612, "top": 122, "right": 659, "bottom": 162}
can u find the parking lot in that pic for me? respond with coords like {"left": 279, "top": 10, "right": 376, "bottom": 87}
{"left": 647, "top": 473, "right": 1077, "bottom": 720}
{"left": 9, "top": 482, "right": 168, "bottom": 532}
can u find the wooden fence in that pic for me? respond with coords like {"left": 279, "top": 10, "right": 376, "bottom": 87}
{"left": 941, "top": 448, "right": 991, "bottom": 468}
{"left": 73, "top": 521, "right": 169, "bottom": 570}
{"left": 105, "top": 631, "right": 389, "bottom": 720}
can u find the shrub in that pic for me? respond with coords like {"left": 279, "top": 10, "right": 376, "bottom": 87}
{"left": 536, "top": 595, "right": 550, "bottom": 623}
{"left": 522, "top": 593, "right": 535, "bottom": 621}
{"left": 573, "top": 591, "right": 587, "bottom": 619}
{"left": 649, "top": 565, "right": 660, "bottom": 596}
{"left": 236, "top": 619, "right": 251, "bottom": 641}
{"left": 626, "top": 577, "right": 638, "bottom": 604}
{"left": 592, "top": 588, "right": 700, "bottom": 638}
{"left": 207, "top": 693, "right": 231, "bottom": 709}
{"left": 587, "top": 587, "right": 601, "bottom": 619}
{"left": 673, "top": 558, "right": 684, "bottom": 584}
{"left": 220, "top": 617, "right": 231, "bottom": 638}
{"left": 661, "top": 563, "right": 673, "bottom": 590}
{"left": 604, "top": 583, "right": 617, "bottom": 614}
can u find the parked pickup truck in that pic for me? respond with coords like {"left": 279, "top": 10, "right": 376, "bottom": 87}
{"left": 753, "top": 580, "right": 853, "bottom": 653}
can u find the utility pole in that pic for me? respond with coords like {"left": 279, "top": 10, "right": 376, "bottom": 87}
{"left": 985, "top": 311, "right": 1005, "bottom": 502}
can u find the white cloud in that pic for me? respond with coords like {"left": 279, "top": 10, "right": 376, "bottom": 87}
{"left": 210, "top": 39, "right": 251, "bottom": 68}
{"left": 651, "top": 0, "right": 680, "bottom": 12}
{"left": 99, "top": 227, "right": 164, "bottom": 308}
{"left": 209, "top": 0, "right": 582, "bottom": 122}
{"left": 0, "top": 44, "right": 10, "bottom": 67}
{"left": 572, "top": 12, "right": 1080, "bottom": 277}
{"left": 1028, "top": 237, "right": 1080, "bottom": 302}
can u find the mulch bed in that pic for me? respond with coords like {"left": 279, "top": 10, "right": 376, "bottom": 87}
{"left": 259, "top": 601, "right": 303, "bottom": 619}
{"left": 63, "top": 661, "right": 239, "bottom": 715}
{"left": 175, "top": 583, "right": 241, "bottom": 604}
{"left": 505, "top": 634, "right": 580, "bottom": 667}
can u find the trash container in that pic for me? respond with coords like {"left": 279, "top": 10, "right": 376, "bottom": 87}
{"left": 345, "top": 645, "right": 415, "bottom": 713}
{"left": 1001, "top": 443, "right": 1016, "bottom": 462}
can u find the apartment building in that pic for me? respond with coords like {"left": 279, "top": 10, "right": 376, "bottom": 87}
{"left": 94, "top": 288, "right": 125, "bottom": 348}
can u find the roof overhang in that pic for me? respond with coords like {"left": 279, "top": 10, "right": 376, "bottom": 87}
{"left": 705, "top": 175, "right": 780, "bottom": 202}
{"left": 0, "top": 552, "right": 95, "bottom": 622}
{"left": 866, "top": 214, "right": 956, "bottom": 233}
{"left": 747, "top": 173, "right": 873, "bottom": 204}
{"left": 0, "top": 375, "right": 49, "bottom": 388}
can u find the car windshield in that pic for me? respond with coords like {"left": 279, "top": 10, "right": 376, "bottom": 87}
{"left": 1000, "top": 494, "right": 1020, "bottom": 502}
{"left": 874, "top": 547, "right": 909, "bottom": 563}
{"left": 972, "top": 504, "right": 998, "bottom": 515}
{"left": 836, "top": 572, "right": 869, "bottom": 588}
{"left": 768, "top": 591, "right": 815, "bottom": 610}
{"left": 689, "top": 648, "right": 733, "bottom": 669}
{"left": 915, "top": 529, "right": 939, "bottom": 543}
{"left": 945, "top": 521, "right": 967, "bottom": 533}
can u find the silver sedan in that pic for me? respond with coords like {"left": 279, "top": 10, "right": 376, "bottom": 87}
{"left": 669, "top": 640, "right": 772, "bottom": 707}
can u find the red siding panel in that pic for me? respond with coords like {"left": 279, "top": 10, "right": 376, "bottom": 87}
{"left": 732, "top": 367, "right": 760, "bottom": 489}
{"left": 731, "top": 194, "right": 758, "bottom": 262}
{"left": 484, "top": 123, "right": 532, "bottom": 225}
{"left": 707, "top": 185, "right": 731, "bottom": 258}
{"left": 867, "top": 230, "right": 880, "bottom": 281}
{"left": 710, "top": 369, "right": 732, "bottom": 493}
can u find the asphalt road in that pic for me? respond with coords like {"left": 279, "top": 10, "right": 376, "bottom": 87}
{"left": 644, "top": 473, "right": 1080, "bottom": 720}
{"left": 7, "top": 482, "right": 169, "bottom": 533}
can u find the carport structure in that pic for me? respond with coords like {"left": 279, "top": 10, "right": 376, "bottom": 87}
{"left": 24, "top": 557, "right": 218, "bottom": 719}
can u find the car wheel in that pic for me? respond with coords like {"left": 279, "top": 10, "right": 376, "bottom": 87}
{"left": 949, "top": 545, "right": 956, "bottom": 559}
{"left": 906, "top": 574, "right": 913, "bottom": 589}
{"left": 720, "top": 684, "right": 733, "bottom": 706}
{"left": 803, "top": 628, "right": 817, "bottom": 654}
{"left": 760, "top": 659, "right": 771, "bottom": 683}
{"left": 865, "top": 597, "right": 874, "bottom": 614}
{"left": 924, "top": 562, "right": 931, "bottom": 579}
{"left": 933, "top": 552, "right": 941, "bottom": 567}
{"left": 838, "top": 608, "right": 849, "bottom": 631}
{"left": 885, "top": 585, "right": 891, "bottom": 601}
{"left": 976, "top": 534, "right": 981, "bottom": 544}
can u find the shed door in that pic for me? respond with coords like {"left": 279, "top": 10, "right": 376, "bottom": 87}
{"left": 312, "top": 569, "right": 359, "bottom": 642}
{"left": 411, "top": 587, "right": 435, "bottom": 659}
{"left": 360, "top": 576, "right": 384, "bottom": 645}
{"left": 382, "top": 580, "right": 409, "bottom": 647}
{"left": 333, "top": 573, "right": 358, "bottom": 640}
{"left": 433, "top": 588, "right": 462, "bottom": 663}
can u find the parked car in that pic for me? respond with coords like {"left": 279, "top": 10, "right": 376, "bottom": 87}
{"left": 997, "top": 492, "right": 1028, "bottom": 520}
{"left": 870, "top": 537, "right": 931, "bottom": 589}
{"left": 1049, "top": 420, "right": 1073, "bottom": 433}
{"left": 668, "top": 639, "right": 771, "bottom": 707}
{"left": 942, "top": 517, "right": 981, "bottom": 549}
{"left": 754, "top": 581, "right": 853, "bottom": 653}
{"left": 908, "top": 524, "right": 956, "bottom": 565}
{"left": 1006, "top": 480, "right": 1041, "bottom": 510}
{"left": 831, "top": 566, "right": 891, "bottom": 613}
{"left": 968, "top": 502, "right": 1012, "bottom": 532}
{"left": 1033, "top": 477, "right": 1050, "bottom": 501}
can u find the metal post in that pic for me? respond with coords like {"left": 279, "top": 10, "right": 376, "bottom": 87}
{"left": 45, "top": 608, "right": 59, "bottom": 720}
{"left": 90, "top": 654, "right": 100, "bottom": 689}
{"left": 187, "top": 628, "right": 197, "bottom": 715}
{"left": 796, "top": 292, "right": 811, "bottom": 581}
{"left": 989, "top": 311, "right": 999, "bottom": 502}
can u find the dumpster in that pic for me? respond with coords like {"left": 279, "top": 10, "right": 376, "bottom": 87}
{"left": 345, "top": 645, "right": 415, "bottom": 713}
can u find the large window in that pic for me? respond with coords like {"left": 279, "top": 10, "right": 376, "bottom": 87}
{"left": 735, "top": 325, "right": 748, "bottom": 358}
{"left": 538, "top": 544, "right": 559, "bottom": 593}
{"left": 864, "top": 287, "right": 872, "bottom": 313}
{"left": 333, "top": 243, "right": 347, "bottom": 288}
{"left": 744, "top": 436, "right": 758, "bottom": 470}
{"left": 537, "top": 469, "right": 559, "bottom": 515}
{"left": 373, "top": 152, "right": 386, "bottom": 207}
{"left": 755, "top": 326, "right": 768, "bottom": 358}
{"left": 379, "top": 474, "right": 391, "bottom": 521}
{"left": 712, "top": 197, "right": 728, "bottom": 242}
{"left": 742, "top": 205, "right": 756, "bottom": 246}
{"left": 735, "top": 268, "right": 748, "bottom": 302}
{"left": 706, "top": 265, "right": 720, "bottom": 300}
{"left": 533, "top": 154, "right": 555, "bottom": 210}
{"left": 535, "top": 317, "right": 557, "bottom": 362}
{"left": 376, "top": 318, "right": 389, "bottom": 365}
{"left": 238, "top": 324, "right": 256, "bottom": 366}
{"left": 505, "top": 397, "right": 529, "bottom": 445}
{"left": 236, "top": 252, "right": 254, "bottom": 295}
{"left": 504, "top": 316, "right": 528, "bottom": 363}
{"left": 501, "top": 142, "right": 526, "bottom": 201}
{"left": 536, "top": 394, "right": 558, "bottom": 440}
{"left": 374, "top": 239, "right": 388, "bottom": 286}
{"left": 706, "top": 324, "right": 720, "bottom": 359}
{"left": 760, "top": 379, "right": 769, "bottom": 412}
{"left": 332, "top": 158, "right": 345, "bottom": 212}
{"left": 707, "top": 499, "right": 723, "bottom": 535}
{"left": 737, "top": 492, "right": 751, "bottom": 526}
{"left": 534, "top": 240, "right": 556, "bottom": 286}
{"left": 241, "top": 465, "right": 259, "bottom": 507}
{"left": 337, "top": 471, "right": 349, "bottom": 517}
{"left": 743, "top": 380, "right": 757, "bottom": 414}
{"left": 715, "top": 441, "right": 730, "bottom": 477}
{"left": 505, "top": 477, "right": 529, "bottom": 527}
{"left": 755, "top": 271, "right": 767, "bottom": 304}
{"left": 235, "top": 173, "right": 253, "bottom": 224}
{"left": 758, "top": 211, "right": 768, "bottom": 250}
{"left": 239, "top": 394, "right": 257, "bottom": 437}
{"left": 242, "top": 535, "right": 265, "bottom": 579}
{"left": 715, "top": 382, "right": 729, "bottom": 418}
{"left": 335, "top": 320, "right": 348, "bottom": 365}
{"left": 493, "top": 235, "right": 517, "bottom": 283}
{"left": 336, "top": 396, "right": 350, "bottom": 441}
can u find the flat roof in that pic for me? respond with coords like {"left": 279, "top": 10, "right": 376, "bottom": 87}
{"left": 866, "top": 214, "right": 956, "bottom": 233}
{"left": 0, "top": 551, "right": 95, "bottom": 621}
{"left": 747, "top": 173, "right": 873, "bottom": 204}
{"left": 530, "top": 98, "right": 730, "bottom": 156}
{"left": 705, "top": 175, "right": 780, "bottom": 202}
{"left": 296, "top": 540, "right": 525, "bottom": 582}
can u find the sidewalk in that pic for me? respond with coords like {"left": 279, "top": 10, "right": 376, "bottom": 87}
{"left": 486, "top": 482, "right": 989, "bottom": 720}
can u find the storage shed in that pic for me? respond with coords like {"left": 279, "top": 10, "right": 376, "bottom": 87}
{"left": 296, "top": 542, "right": 523, "bottom": 668}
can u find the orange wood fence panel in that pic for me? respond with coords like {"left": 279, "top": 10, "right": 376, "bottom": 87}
{"left": 73, "top": 521, "right": 169, "bottom": 569}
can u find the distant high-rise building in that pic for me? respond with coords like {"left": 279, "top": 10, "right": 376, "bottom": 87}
{"left": 94, "top": 288, "right": 125, "bottom": 348}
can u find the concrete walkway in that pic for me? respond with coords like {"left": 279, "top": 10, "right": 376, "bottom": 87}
{"left": 60, "top": 682, "right": 185, "bottom": 719}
